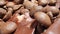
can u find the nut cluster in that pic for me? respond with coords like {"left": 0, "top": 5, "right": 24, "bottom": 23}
{"left": 0, "top": 0, "right": 60, "bottom": 34}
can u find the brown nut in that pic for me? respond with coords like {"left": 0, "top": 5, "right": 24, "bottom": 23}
{"left": 48, "top": 6, "right": 59, "bottom": 15}
{"left": 0, "top": 8, "right": 6, "bottom": 14}
{"left": 38, "top": 0, "right": 49, "bottom": 6}
{"left": 0, "top": 8, "right": 7, "bottom": 18}
{"left": 0, "top": 0, "right": 7, "bottom": 6}
{"left": 43, "top": 6, "right": 59, "bottom": 15}
{"left": 6, "top": 2, "right": 15, "bottom": 8}
{"left": 47, "top": 11, "right": 53, "bottom": 19}
{"left": 3, "top": 8, "right": 13, "bottom": 21}
{"left": 48, "top": 0, "right": 56, "bottom": 4}
{"left": 30, "top": 5, "right": 43, "bottom": 16}
{"left": 23, "top": 0, "right": 38, "bottom": 9}
{"left": 0, "top": 8, "right": 6, "bottom": 15}
{"left": 0, "top": 21, "right": 17, "bottom": 34}
{"left": 34, "top": 12, "right": 52, "bottom": 26}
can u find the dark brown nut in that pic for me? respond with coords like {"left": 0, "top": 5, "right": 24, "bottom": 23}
{"left": 42, "top": 18, "right": 60, "bottom": 34}
{"left": 0, "top": 0, "right": 7, "bottom": 6}
{"left": 35, "top": 23, "right": 44, "bottom": 34}
{"left": 14, "top": 7, "right": 24, "bottom": 14}
{"left": 6, "top": 2, "right": 15, "bottom": 8}
{"left": 38, "top": 0, "right": 49, "bottom": 5}
{"left": 14, "top": 0, "right": 24, "bottom": 4}
{"left": 0, "top": 21, "right": 17, "bottom": 34}
{"left": 3, "top": 8, "right": 13, "bottom": 21}
{"left": 34, "top": 12, "right": 52, "bottom": 26}
{"left": 0, "top": 8, "right": 7, "bottom": 18}
{"left": 23, "top": 0, "right": 38, "bottom": 9}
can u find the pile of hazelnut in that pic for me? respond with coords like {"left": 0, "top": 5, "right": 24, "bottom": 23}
{"left": 0, "top": 0, "right": 60, "bottom": 34}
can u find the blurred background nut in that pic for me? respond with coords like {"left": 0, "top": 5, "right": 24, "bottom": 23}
{"left": 6, "top": 2, "right": 15, "bottom": 8}
{"left": 48, "top": 0, "right": 56, "bottom": 5}
{"left": 38, "top": 0, "right": 49, "bottom": 6}
{"left": 47, "top": 6, "right": 59, "bottom": 15}
{"left": 23, "top": 0, "right": 38, "bottom": 9}
{"left": 0, "top": 8, "right": 6, "bottom": 15}
{"left": 0, "top": 8, "right": 7, "bottom": 19}
{"left": 0, "top": 0, "right": 7, "bottom": 6}
{"left": 3, "top": 8, "right": 13, "bottom": 21}
{"left": 30, "top": 5, "right": 43, "bottom": 16}
{"left": 42, "top": 6, "right": 59, "bottom": 18}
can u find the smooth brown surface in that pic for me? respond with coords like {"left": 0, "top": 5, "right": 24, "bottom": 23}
{"left": 34, "top": 12, "right": 51, "bottom": 26}
{"left": 42, "top": 18, "right": 60, "bottom": 34}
